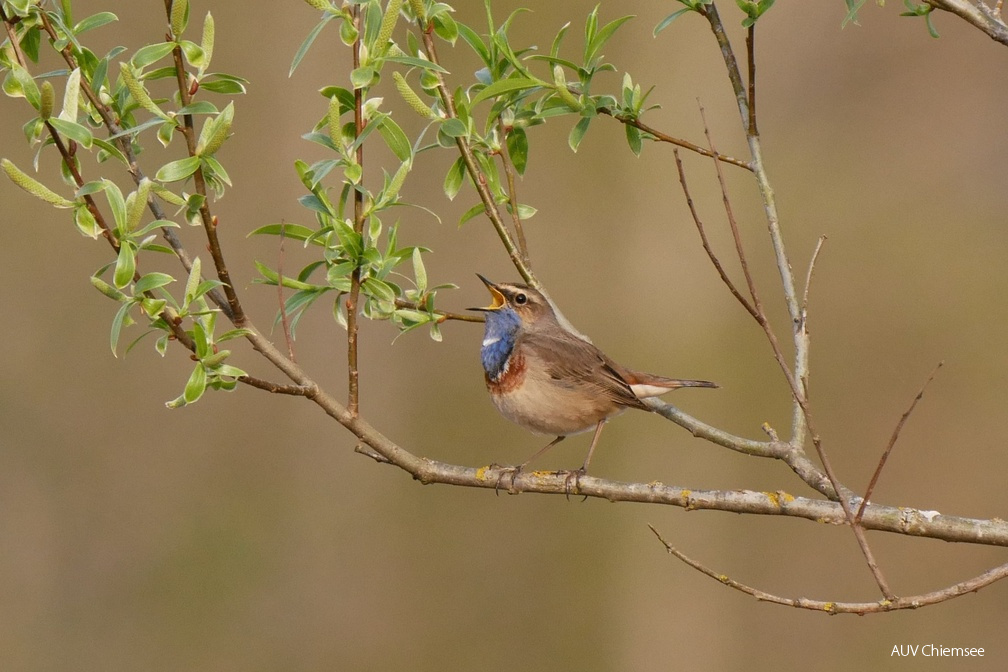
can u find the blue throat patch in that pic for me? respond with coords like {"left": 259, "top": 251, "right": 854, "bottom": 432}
{"left": 480, "top": 308, "right": 520, "bottom": 379}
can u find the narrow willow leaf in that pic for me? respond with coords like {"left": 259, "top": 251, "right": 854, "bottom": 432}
{"left": 110, "top": 301, "right": 134, "bottom": 357}
{"left": 568, "top": 116, "right": 591, "bottom": 153}
{"left": 59, "top": 67, "right": 81, "bottom": 122}
{"left": 470, "top": 76, "right": 542, "bottom": 106}
{"left": 183, "top": 362, "right": 208, "bottom": 403}
{"left": 113, "top": 243, "right": 136, "bottom": 288}
{"left": 443, "top": 156, "right": 465, "bottom": 200}
{"left": 185, "top": 257, "right": 202, "bottom": 306}
{"left": 155, "top": 156, "right": 201, "bottom": 182}
{"left": 131, "top": 42, "right": 177, "bottom": 68}
{"left": 75, "top": 11, "right": 119, "bottom": 35}
{"left": 48, "top": 118, "right": 94, "bottom": 148}
{"left": 290, "top": 16, "right": 334, "bottom": 77}
{"left": 134, "top": 271, "right": 174, "bottom": 294}
{"left": 412, "top": 247, "right": 427, "bottom": 293}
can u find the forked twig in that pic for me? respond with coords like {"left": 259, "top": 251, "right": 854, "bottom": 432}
{"left": 672, "top": 148, "right": 757, "bottom": 320}
{"left": 648, "top": 524, "right": 1008, "bottom": 614}
{"left": 856, "top": 362, "right": 944, "bottom": 523}
{"left": 696, "top": 102, "right": 894, "bottom": 599}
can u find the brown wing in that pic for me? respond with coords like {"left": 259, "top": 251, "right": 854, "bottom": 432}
{"left": 519, "top": 330, "right": 648, "bottom": 410}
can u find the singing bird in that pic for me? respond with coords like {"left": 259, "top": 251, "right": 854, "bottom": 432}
{"left": 470, "top": 275, "right": 717, "bottom": 491}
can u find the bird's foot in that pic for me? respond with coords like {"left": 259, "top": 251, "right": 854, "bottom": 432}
{"left": 561, "top": 467, "right": 588, "bottom": 502}
{"left": 489, "top": 463, "right": 523, "bottom": 495}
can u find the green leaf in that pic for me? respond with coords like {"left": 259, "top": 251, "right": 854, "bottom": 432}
{"left": 412, "top": 247, "right": 427, "bottom": 293}
{"left": 458, "top": 202, "right": 485, "bottom": 227}
{"left": 439, "top": 118, "right": 467, "bottom": 139}
{"left": 48, "top": 118, "right": 94, "bottom": 148}
{"left": 184, "top": 257, "right": 202, "bottom": 306}
{"left": 654, "top": 9, "right": 692, "bottom": 36}
{"left": 74, "top": 205, "right": 101, "bottom": 238}
{"left": 568, "top": 116, "right": 591, "bottom": 153}
{"left": 506, "top": 127, "right": 528, "bottom": 174}
{"left": 470, "top": 76, "right": 542, "bottom": 106}
{"left": 134, "top": 271, "right": 174, "bottom": 294}
{"left": 103, "top": 179, "right": 126, "bottom": 231}
{"left": 113, "top": 243, "right": 136, "bottom": 288}
{"left": 74, "top": 11, "right": 118, "bottom": 35}
{"left": 5, "top": 64, "right": 41, "bottom": 109}
{"left": 290, "top": 15, "right": 335, "bottom": 77}
{"left": 585, "top": 14, "right": 634, "bottom": 65}
{"left": 199, "top": 74, "right": 248, "bottom": 94}
{"left": 183, "top": 363, "right": 208, "bottom": 403}
{"left": 363, "top": 277, "right": 397, "bottom": 303}
{"left": 110, "top": 301, "right": 133, "bottom": 357}
{"left": 443, "top": 156, "right": 465, "bottom": 200}
{"left": 625, "top": 123, "right": 642, "bottom": 156}
{"left": 247, "top": 223, "right": 318, "bottom": 242}
{"left": 155, "top": 156, "right": 201, "bottom": 182}
{"left": 131, "top": 42, "right": 177, "bottom": 69}
{"left": 59, "top": 67, "right": 81, "bottom": 123}
{"left": 377, "top": 116, "right": 412, "bottom": 162}
{"left": 350, "top": 66, "right": 377, "bottom": 89}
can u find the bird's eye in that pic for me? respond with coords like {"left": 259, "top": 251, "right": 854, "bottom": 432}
{"left": 514, "top": 293, "right": 527, "bottom": 305}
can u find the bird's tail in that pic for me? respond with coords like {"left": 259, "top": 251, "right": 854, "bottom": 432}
{"left": 624, "top": 371, "right": 718, "bottom": 399}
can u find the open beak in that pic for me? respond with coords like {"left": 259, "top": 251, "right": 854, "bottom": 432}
{"left": 468, "top": 273, "right": 506, "bottom": 311}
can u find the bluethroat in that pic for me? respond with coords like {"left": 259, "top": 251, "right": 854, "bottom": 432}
{"left": 470, "top": 274, "right": 717, "bottom": 492}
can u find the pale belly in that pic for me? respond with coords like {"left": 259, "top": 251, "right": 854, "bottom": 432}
{"left": 490, "top": 376, "right": 625, "bottom": 436}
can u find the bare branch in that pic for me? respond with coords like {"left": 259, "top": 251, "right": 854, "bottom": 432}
{"left": 672, "top": 148, "right": 758, "bottom": 320}
{"left": 166, "top": 12, "right": 246, "bottom": 325}
{"left": 496, "top": 119, "right": 530, "bottom": 265}
{"left": 598, "top": 108, "right": 752, "bottom": 170}
{"left": 649, "top": 524, "right": 1008, "bottom": 614}
{"left": 276, "top": 224, "right": 297, "bottom": 363}
{"left": 346, "top": 4, "right": 366, "bottom": 417}
{"left": 856, "top": 362, "right": 944, "bottom": 523}
{"left": 925, "top": 0, "right": 1008, "bottom": 45}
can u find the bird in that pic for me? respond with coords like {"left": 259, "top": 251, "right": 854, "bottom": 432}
{"left": 469, "top": 274, "right": 717, "bottom": 494}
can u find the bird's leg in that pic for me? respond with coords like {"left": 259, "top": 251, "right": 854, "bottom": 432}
{"left": 493, "top": 435, "right": 566, "bottom": 495}
{"left": 564, "top": 420, "right": 607, "bottom": 500}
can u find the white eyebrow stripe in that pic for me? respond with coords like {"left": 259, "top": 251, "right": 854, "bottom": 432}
{"left": 482, "top": 336, "right": 501, "bottom": 347}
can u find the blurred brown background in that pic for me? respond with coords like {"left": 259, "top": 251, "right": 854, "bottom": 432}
{"left": 2, "top": 1, "right": 1008, "bottom": 670}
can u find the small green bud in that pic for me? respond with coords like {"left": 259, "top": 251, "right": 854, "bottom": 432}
{"left": 393, "top": 71, "right": 435, "bottom": 119}
{"left": 39, "top": 81, "right": 54, "bottom": 120}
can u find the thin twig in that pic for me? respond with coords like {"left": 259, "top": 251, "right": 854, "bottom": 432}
{"left": 856, "top": 362, "right": 944, "bottom": 523}
{"left": 598, "top": 108, "right": 752, "bottom": 171}
{"left": 672, "top": 148, "right": 757, "bottom": 319}
{"left": 648, "top": 524, "right": 1008, "bottom": 614}
{"left": 393, "top": 298, "right": 484, "bottom": 323}
{"left": 276, "top": 222, "right": 296, "bottom": 362}
{"left": 418, "top": 25, "right": 534, "bottom": 285}
{"left": 239, "top": 375, "right": 313, "bottom": 396}
{"left": 166, "top": 7, "right": 245, "bottom": 325}
{"left": 699, "top": 98, "right": 894, "bottom": 599}
{"left": 0, "top": 6, "right": 27, "bottom": 66}
{"left": 496, "top": 119, "right": 530, "bottom": 265}
{"left": 801, "top": 235, "right": 826, "bottom": 317}
{"left": 33, "top": 11, "right": 231, "bottom": 321}
{"left": 346, "top": 4, "right": 365, "bottom": 417}
{"left": 745, "top": 25, "right": 757, "bottom": 137}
